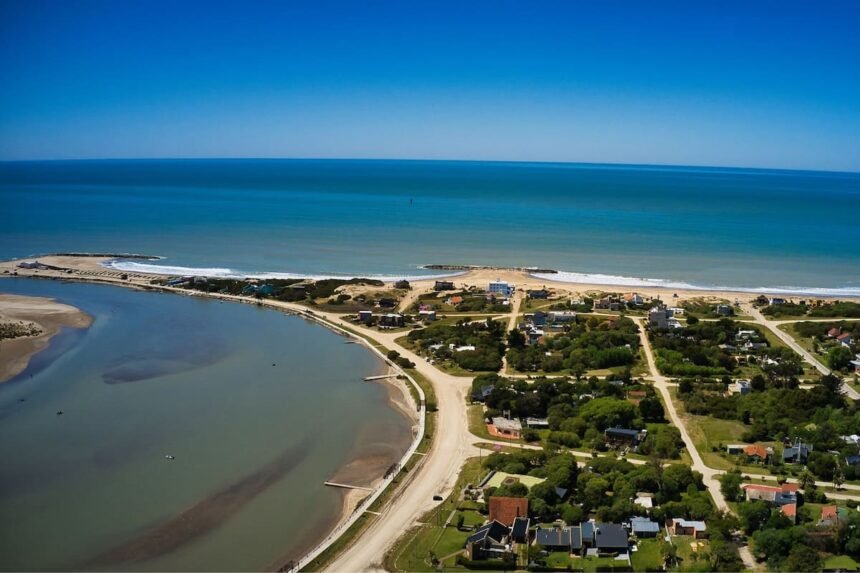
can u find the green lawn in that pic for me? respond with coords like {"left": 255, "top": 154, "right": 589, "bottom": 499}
{"left": 673, "top": 537, "right": 710, "bottom": 568}
{"left": 631, "top": 538, "right": 664, "bottom": 571}
{"left": 385, "top": 458, "right": 485, "bottom": 571}
{"left": 824, "top": 554, "right": 860, "bottom": 571}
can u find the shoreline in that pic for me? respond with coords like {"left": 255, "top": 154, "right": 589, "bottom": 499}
{"left": 11, "top": 252, "right": 858, "bottom": 298}
{"left": 3, "top": 254, "right": 858, "bottom": 301}
{"left": 0, "top": 265, "right": 428, "bottom": 572}
{"left": 0, "top": 293, "right": 93, "bottom": 383}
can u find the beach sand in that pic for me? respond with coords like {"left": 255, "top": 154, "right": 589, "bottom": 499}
{"left": 0, "top": 293, "right": 93, "bottom": 383}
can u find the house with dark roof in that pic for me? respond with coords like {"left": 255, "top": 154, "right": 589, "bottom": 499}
{"left": 465, "top": 521, "right": 511, "bottom": 560}
{"left": 592, "top": 523, "right": 629, "bottom": 555}
{"left": 511, "top": 517, "right": 531, "bottom": 544}
{"left": 472, "top": 384, "right": 495, "bottom": 402}
{"left": 783, "top": 439, "right": 813, "bottom": 463}
{"left": 604, "top": 427, "right": 644, "bottom": 446}
{"left": 434, "top": 280, "right": 455, "bottom": 291}
{"left": 846, "top": 454, "right": 860, "bottom": 466}
{"left": 488, "top": 497, "right": 528, "bottom": 527}
{"left": 630, "top": 516, "right": 661, "bottom": 538}
{"left": 535, "top": 527, "right": 573, "bottom": 552}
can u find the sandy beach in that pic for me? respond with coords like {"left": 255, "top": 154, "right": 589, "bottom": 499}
{"left": 0, "top": 292, "right": 92, "bottom": 383}
{"left": 2, "top": 255, "right": 847, "bottom": 306}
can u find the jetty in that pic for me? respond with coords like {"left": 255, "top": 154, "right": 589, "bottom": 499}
{"left": 364, "top": 374, "right": 399, "bottom": 381}
{"left": 323, "top": 481, "right": 375, "bottom": 492}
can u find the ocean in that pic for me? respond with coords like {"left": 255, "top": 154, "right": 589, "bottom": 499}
{"left": 0, "top": 278, "right": 412, "bottom": 571}
{"left": 1, "top": 158, "right": 859, "bottom": 294}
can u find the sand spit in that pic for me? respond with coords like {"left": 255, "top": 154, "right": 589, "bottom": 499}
{"left": 0, "top": 293, "right": 93, "bottom": 383}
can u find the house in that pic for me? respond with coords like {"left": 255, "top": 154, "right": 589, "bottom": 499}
{"left": 394, "top": 279, "right": 410, "bottom": 290}
{"left": 843, "top": 435, "right": 860, "bottom": 446}
{"left": 623, "top": 292, "right": 645, "bottom": 305}
{"left": 455, "top": 344, "right": 476, "bottom": 352}
{"left": 434, "top": 280, "right": 455, "bottom": 291}
{"left": 527, "top": 289, "right": 550, "bottom": 299}
{"left": 630, "top": 516, "right": 660, "bottom": 538}
{"left": 727, "top": 379, "right": 752, "bottom": 395}
{"left": 837, "top": 333, "right": 854, "bottom": 348}
{"left": 548, "top": 310, "right": 577, "bottom": 324}
{"left": 528, "top": 311, "right": 548, "bottom": 326}
{"left": 769, "top": 297, "right": 787, "bottom": 305}
{"left": 783, "top": 439, "right": 813, "bottom": 464}
{"left": 726, "top": 444, "right": 747, "bottom": 455}
{"left": 526, "top": 329, "right": 545, "bottom": 346}
{"left": 668, "top": 306, "right": 686, "bottom": 316}
{"left": 488, "top": 496, "right": 529, "bottom": 527}
{"left": 17, "top": 260, "right": 43, "bottom": 269}
{"left": 491, "top": 417, "right": 522, "bottom": 439}
{"left": 511, "top": 517, "right": 531, "bottom": 543}
{"left": 648, "top": 305, "right": 671, "bottom": 329}
{"left": 604, "top": 427, "right": 645, "bottom": 446}
{"left": 525, "top": 417, "right": 549, "bottom": 428}
{"left": 716, "top": 304, "right": 734, "bottom": 316}
{"left": 743, "top": 444, "right": 773, "bottom": 463}
{"left": 446, "top": 295, "right": 464, "bottom": 306}
{"left": 378, "top": 297, "right": 397, "bottom": 309}
{"left": 669, "top": 518, "right": 707, "bottom": 538}
{"left": 781, "top": 503, "right": 797, "bottom": 523}
{"left": 819, "top": 505, "right": 850, "bottom": 527}
{"left": 465, "top": 521, "right": 511, "bottom": 560}
{"left": 378, "top": 313, "right": 404, "bottom": 328}
{"left": 472, "top": 384, "right": 495, "bottom": 402}
{"left": 358, "top": 310, "right": 373, "bottom": 324}
{"left": 483, "top": 471, "right": 546, "bottom": 491}
{"left": 535, "top": 526, "right": 573, "bottom": 552}
{"left": 592, "top": 523, "right": 629, "bottom": 555}
{"left": 828, "top": 327, "right": 843, "bottom": 338}
{"left": 488, "top": 280, "right": 515, "bottom": 297}
{"left": 846, "top": 455, "right": 860, "bottom": 466}
{"left": 742, "top": 483, "right": 798, "bottom": 506}
{"left": 418, "top": 309, "right": 437, "bottom": 321}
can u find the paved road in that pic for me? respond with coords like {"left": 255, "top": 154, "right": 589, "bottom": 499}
{"left": 745, "top": 305, "right": 860, "bottom": 400}
{"left": 633, "top": 318, "right": 760, "bottom": 571}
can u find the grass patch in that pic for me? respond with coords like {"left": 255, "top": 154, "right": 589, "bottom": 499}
{"left": 385, "top": 458, "right": 485, "bottom": 572}
{"left": 824, "top": 554, "right": 860, "bottom": 571}
{"left": 631, "top": 538, "right": 664, "bottom": 571}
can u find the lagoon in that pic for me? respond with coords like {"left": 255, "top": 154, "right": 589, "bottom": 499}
{"left": 0, "top": 278, "right": 412, "bottom": 571}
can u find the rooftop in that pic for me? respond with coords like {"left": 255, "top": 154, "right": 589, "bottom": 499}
{"left": 488, "top": 496, "right": 529, "bottom": 527}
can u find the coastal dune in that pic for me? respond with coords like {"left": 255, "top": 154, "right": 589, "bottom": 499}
{"left": 0, "top": 293, "right": 92, "bottom": 383}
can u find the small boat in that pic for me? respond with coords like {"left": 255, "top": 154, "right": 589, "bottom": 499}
{"left": 164, "top": 455, "right": 175, "bottom": 460}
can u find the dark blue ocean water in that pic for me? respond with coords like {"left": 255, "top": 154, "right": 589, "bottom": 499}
{"left": 2, "top": 159, "right": 858, "bottom": 294}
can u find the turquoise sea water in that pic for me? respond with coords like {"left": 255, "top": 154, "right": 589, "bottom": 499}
{"left": 1, "top": 159, "right": 859, "bottom": 294}
{"left": 0, "top": 278, "right": 412, "bottom": 571}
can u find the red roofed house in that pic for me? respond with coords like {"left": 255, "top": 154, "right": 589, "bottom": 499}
{"left": 743, "top": 445, "right": 773, "bottom": 463}
{"left": 837, "top": 333, "right": 854, "bottom": 348}
{"left": 828, "top": 327, "right": 842, "bottom": 338}
{"left": 780, "top": 503, "right": 797, "bottom": 523}
{"left": 742, "top": 483, "right": 797, "bottom": 506}
{"left": 488, "top": 496, "right": 529, "bottom": 527}
{"left": 819, "top": 505, "right": 850, "bottom": 527}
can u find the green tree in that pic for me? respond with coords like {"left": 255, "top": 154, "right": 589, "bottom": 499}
{"left": 784, "top": 544, "right": 822, "bottom": 572}
{"left": 719, "top": 470, "right": 743, "bottom": 502}
{"left": 827, "top": 346, "right": 853, "bottom": 370}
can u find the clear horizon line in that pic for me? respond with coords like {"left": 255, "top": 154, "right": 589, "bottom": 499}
{"left": 0, "top": 155, "right": 858, "bottom": 176}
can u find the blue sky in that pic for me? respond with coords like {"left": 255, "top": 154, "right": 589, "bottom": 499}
{"left": 1, "top": 0, "right": 858, "bottom": 171}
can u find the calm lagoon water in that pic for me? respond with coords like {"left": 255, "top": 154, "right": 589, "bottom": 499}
{"left": 0, "top": 278, "right": 412, "bottom": 571}
{"left": 2, "top": 159, "right": 859, "bottom": 294}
